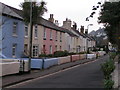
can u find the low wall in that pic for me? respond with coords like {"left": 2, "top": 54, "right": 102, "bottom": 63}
{"left": 58, "top": 56, "right": 71, "bottom": 65}
{"left": 44, "top": 58, "right": 58, "bottom": 69}
{"left": 18, "top": 58, "right": 29, "bottom": 72}
{"left": 0, "top": 62, "right": 20, "bottom": 76}
{"left": 80, "top": 54, "right": 86, "bottom": 60}
{"left": 98, "top": 51, "right": 106, "bottom": 57}
{"left": 71, "top": 55, "right": 80, "bottom": 62}
{"left": 1, "top": 59, "right": 19, "bottom": 62}
{"left": 87, "top": 54, "right": 96, "bottom": 59}
{"left": 31, "top": 59, "right": 43, "bottom": 69}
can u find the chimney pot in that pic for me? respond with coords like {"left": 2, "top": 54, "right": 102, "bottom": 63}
{"left": 80, "top": 26, "right": 84, "bottom": 33}
{"left": 49, "top": 14, "right": 54, "bottom": 23}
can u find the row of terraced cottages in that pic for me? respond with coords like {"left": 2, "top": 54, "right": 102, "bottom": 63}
{"left": 1, "top": 2, "right": 96, "bottom": 58}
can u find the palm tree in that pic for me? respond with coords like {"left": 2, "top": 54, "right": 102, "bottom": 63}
{"left": 21, "top": 0, "right": 47, "bottom": 72}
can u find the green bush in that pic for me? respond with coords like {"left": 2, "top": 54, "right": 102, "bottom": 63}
{"left": 68, "top": 52, "right": 76, "bottom": 55}
{"left": 101, "top": 59, "right": 115, "bottom": 79}
{"left": 109, "top": 52, "right": 117, "bottom": 60}
{"left": 39, "top": 54, "right": 47, "bottom": 58}
{"left": 79, "top": 51, "right": 86, "bottom": 54}
{"left": 46, "top": 54, "right": 53, "bottom": 57}
{"left": 104, "top": 79, "right": 114, "bottom": 89}
{"left": 53, "top": 50, "right": 69, "bottom": 57}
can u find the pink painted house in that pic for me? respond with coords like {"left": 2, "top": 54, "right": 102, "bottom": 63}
{"left": 41, "top": 14, "right": 65, "bottom": 54}
{"left": 24, "top": 14, "right": 65, "bottom": 57}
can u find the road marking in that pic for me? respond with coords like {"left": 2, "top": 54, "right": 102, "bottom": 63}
{"left": 6, "top": 59, "right": 98, "bottom": 88}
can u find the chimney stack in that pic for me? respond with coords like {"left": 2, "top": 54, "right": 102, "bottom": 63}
{"left": 85, "top": 29, "right": 88, "bottom": 34}
{"left": 49, "top": 14, "right": 54, "bottom": 23}
{"left": 55, "top": 20, "right": 59, "bottom": 26}
{"left": 62, "top": 18, "right": 72, "bottom": 30}
{"left": 80, "top": 26, "right": 84, "bottom": 33}
{"left": 72, "top": 22, "right": 77, "bottom": 30}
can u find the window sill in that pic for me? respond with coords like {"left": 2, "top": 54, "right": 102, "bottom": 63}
{"left": 25, "top": 36, "right": 28, "bottom": 38}
{"left": 12, "top": 34, "right": 18, "bottom": 37}
{"left": 12, "top": 56, "right": 16, "bottom": 58}
{"left": 50, "top": 38, "right": 52, "bottom": 41}
{"left": 35, "top": 37, "right": 38, "bottom": 40}
{"left": 43, "top": 38, "right": 46, "bottom": 40}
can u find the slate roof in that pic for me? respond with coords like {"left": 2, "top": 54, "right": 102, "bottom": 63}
{"left": 72, "top": 29, "right": 86, "bottom": 38}
{"left": 37, "top": 17, "right": 65, "bottom": 33}
{"left": 60, "top": 27, "right": 78, "bottom": 37}
{"left": 1, "top": 2, "right": 23, "bottom": 20}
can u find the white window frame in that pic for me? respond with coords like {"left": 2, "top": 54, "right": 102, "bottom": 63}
{"left": 12, "top": 44, "right": 17, "bottom": 57}
{"left": 49, "top": 45, "right": 52, "bottom": 54}
{"left": 55, "top": 45, "right": 57, "bottom": 51}
{"left": 55, "top": 31, "right": 57, "bottom": 41}
{"left": 34, "top": 25, "right": 38, "bottom": 38}
{"left": 33, "top": 45, "right": 38, "bottom": 57}
{"left": 60, "top": 32, "right": 62, "bottom": 42}
{"left": 43, "top": 27, "right": 46, "bottom": 39}
{"left": 25, "top": 25, "right": 28, "bottom": 37}
{"left": 60, "top": 46, "right": 62, "bottom": 51}
{"left": 24, "top": 44, "right": 28, "bottom": 53}
{"left": 50, "top": 30, "right": 52, "bottom": 40}
{"left": 13, "top": 22, "right": 18, "bottom": 36}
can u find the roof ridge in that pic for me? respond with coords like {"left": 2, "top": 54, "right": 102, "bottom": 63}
{"left": 1, "top": 2, "right": 22, "bottom": 11}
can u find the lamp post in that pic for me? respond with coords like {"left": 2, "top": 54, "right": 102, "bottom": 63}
{"left": 28, "top": 1, "right": 33, "bottom": 72}
{"left": 85, "top": 24, "right": 93, "bottom": 59}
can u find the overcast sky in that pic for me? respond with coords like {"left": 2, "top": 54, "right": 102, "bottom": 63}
{"left": 0, "top": 0, "right": 106, "bottom": 32}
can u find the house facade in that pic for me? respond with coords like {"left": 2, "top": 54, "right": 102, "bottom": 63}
{"left": 24, "top": 15, "right": 65, "bottom": 57}
{"left": 1, "top": 3, "right": 25, "bottom": 58}
{"left": 1, "top": 3, "right": 96, "bottom": 58}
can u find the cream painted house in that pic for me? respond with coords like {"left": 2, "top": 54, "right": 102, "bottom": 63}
{"left": 24, "top": 16, "right": 65, "bottom": 58}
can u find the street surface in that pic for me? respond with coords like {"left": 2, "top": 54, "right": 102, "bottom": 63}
{"left": 6, "top": 55, "right": 108, "bottom": 88}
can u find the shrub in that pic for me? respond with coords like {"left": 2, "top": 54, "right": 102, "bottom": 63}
{"left": 79, "top": 51, "right": 86, "bottom": 54}
{"left": 101, "top": 59, "right": 115, "bottom": 79}
{"left": 39, "top": 54, "right": 47, "bottom": 58}
{"left": 46, "top": 54, "right": 53, "bottom": 58}
{"left": 53, "top": 50, "right": 69, "bottom": 57}
{"left": 109, "top": 52, "right": 117, "bottom": 60}
{"left": 104, "top": 79, "right": 114, "bottom": 89}
{"left": 68, "top": 52, "right": 76, "bottom": 55}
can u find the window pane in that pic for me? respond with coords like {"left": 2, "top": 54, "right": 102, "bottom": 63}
{"left": 35, "top": 25, "right": 38, "bottom": 38}
{"left": 12, "top": 44, "right": 16, "bottom": 56}
{"left": 25, "top": 26, "right": 28, "bottom": 36}
{"left": 13, "top": 22, "right": 17, "bottom": 35}
{"left": 33, "top": 45, "right": 38, "bottom": 57}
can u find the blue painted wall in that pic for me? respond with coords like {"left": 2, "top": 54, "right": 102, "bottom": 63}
{"left": 2, "top": 16, "right": 24, "bottom": 58}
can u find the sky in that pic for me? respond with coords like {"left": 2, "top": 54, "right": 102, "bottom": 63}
{"left": 0, "top": 0, "right": 106, "bottom": 33}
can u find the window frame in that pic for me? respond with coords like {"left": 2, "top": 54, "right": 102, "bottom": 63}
{"left": 60, "top": 32, "right": 62, "bottom": 42}
{"left": 50, "top": 30, "right": 52, "bottom": 40}
{"left": 34, "top": 25, "right": 38, "bottom": 38}
{"left": 55, "top": 31, "right": 58, "bottom": 41}
{"left": 43, "top": 27, "right": 46, "bottom": 40}
{"left": 49, "top": 45, "right": 52, "bottom": 54}
{"left": 12, "top": 44, "right": 17, "bottom": 57}
{"left": 13, "top": 22, "right": 18, "bottom": 36}
{"left": 25, "top": 25, "right": 28, "bottom": 37}
{"left": 33, "top": 45, "right": 38, "bottom": 57}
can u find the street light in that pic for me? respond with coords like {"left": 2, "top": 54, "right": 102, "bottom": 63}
{"left": 85, "top": 24, "right": 93, "bottom": 59}
{"left": 28, "top": 1, "right": 33, "bottom": 72}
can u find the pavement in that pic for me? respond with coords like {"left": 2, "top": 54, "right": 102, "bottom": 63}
{"left": 118, "top": 63, "right": 120, "bottom": 90}
{"left": 112, "top": 55, "right": 120, "bottom": 89}
{"left": 2, "top": 55, "right": 107, "bottom": 88}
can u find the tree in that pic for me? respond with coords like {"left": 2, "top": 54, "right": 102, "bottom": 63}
{"left": 21, "top": 0, "right": 47, "bottom": 71}
{"left": 98, "top": 1, "right": 120, "bottom": 61}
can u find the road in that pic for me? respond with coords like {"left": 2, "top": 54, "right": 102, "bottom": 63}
{"left": 6, "top": 55, "right": 108, "bottom": 88}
